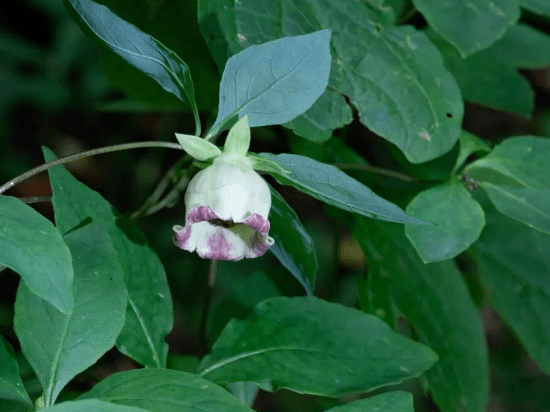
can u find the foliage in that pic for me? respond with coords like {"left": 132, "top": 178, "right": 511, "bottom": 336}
{"left": 1, "top": 1, "right": 550, "bottom": 412}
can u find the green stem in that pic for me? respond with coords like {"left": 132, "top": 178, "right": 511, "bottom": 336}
{"left": 0, "top": 141, "right": 184, "bottom": 195}
{"left": 332, "top": 162, "right": 417, "bottom": 183}
{"left": 199, "top": 259, "right": 217, "bottom": 357}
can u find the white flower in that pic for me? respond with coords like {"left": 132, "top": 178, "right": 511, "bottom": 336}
{"left": 173, "top": 151, "right": 274, "bottom": 261}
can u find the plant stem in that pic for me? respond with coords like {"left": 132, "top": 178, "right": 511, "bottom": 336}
{"left": 332, "top": 162, "right": 417, "bottom": 182}
{"left": 199, "top": 259, "right": 218, "bottom": 357}
{"left": 0, "top": 141, "right": 185, "bottom": 195}
{"left": 19, "top": 195, "right": 52, "bottom": 204}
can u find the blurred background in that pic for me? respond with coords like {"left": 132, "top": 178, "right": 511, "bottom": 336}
{"left": 1, "top": 1, "right": 550, "bottom": 411}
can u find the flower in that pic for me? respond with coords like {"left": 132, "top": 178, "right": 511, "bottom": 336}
{"left": 173, "top": 117, "right": 276, "bottom": 261}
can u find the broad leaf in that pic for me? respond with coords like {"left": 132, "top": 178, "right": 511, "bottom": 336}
{"left": 198, "top": 296, "right": 438, "bottom": 397}
{"left": 259, "top": 153, "right": 429, "bottom": 225}
{"left": 325, "top": 391, "right": 414, "bottom": 412}
{"left": 0, "top": 336, "right": 32, "bottom": 409}
{"left": 43, "top": 148, "right": 172, "bottom": 368}
{"left": 65, "top": 0, "right": 200, "bottom": 134}
{"left": 354, "top": 218, "right": 489, "bottom": 412}
{"left": 285, "top": 89, "right": 353, "bottom": 143}
{"left": 269, "top": 187, "right": 317, "bottom": 295}
{"left": 14, "top": 224, "right": 127, "bottom": 405}
{"left": 452, "top": 130, "right": 491, "bottom": 173}
{"left": 208, "top": 29, "right": 332, "bottom": 137}
{"left": 412, "top": 0, "right": 519, "bottom": 56}
{"left": 43, "top": 400, "right": 148, "bottom": 412}
{"left": 427, "top": 30, "right": 534, "bottom": 118}
{"left": 464, "top": 136, "right": 550, "bottom": 234}
{"left": 0, "top": 195, "right": 73, "bottom": 314}
{"left": 483, "top": 24, "right": 550, "bottom": 69}
{"left": 472, "top": 197, "right": 550, "bottom": 374}
{"left": 405, "top": 180, "right": 485, "bottom": 262}
{"left": 80, "top": 369, "right": 255, "bottom": 412}
{"left": 199, "top": 0, "right": 463, "bottom": 163}
{"left": 519, "top": 0, "right": 550, "bottom": 16}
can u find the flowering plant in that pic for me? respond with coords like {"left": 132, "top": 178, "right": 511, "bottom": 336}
{"left": 172, "top": 117, "right": 281, "bottom": 261}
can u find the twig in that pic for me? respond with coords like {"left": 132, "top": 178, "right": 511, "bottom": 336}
{"left": 0, "top": 141, "right": 185, "bottom": 195}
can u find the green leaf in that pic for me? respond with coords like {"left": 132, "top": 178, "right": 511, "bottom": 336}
{"left": 464, "top": 136, "right": 550, "bottom": 234}
{"left": 43, "top": 147, "right": 172, "bottom": 369}
{"left": 175, "top": 133, "right": 222, "bottom": 161}
{"left": 0, "top": 336, "right": 33, "bottom": 409}
{"left": 354, "top": 218, "right": 489, "bottom": 412}
{"left": 200, "top": 0, "right": 463, "bottom": 163}
{"left": 405, "top": 180, "right": 485, "bottom": 262}
{"left": 325, "top": 391, "right": 414, "bottom": 412}
{"left": 268, "top": 187, "right": 317, "bottom": 295}
{"left": 0, "top": 195, "right": 73, "bottom": 314}
{"left": 519, "top": 0, "right": 550, "bottom": 16}
{"left": 247, "top": 154, "right": 290, "bottom": 175}
{"left": 208, "top": 29, "right": 332, "bottom": 137}
{"left": 412, "top": 0, "right": 519, "bottom": 57}
{"left": 452, "top": 130, "right": 491, "bottom": 173}
{"left": 284, "top": 89, "right": 353, "bottom": 143}
{"left": 79, "top": 368, "right": 255, "bottom": 412}
{"left": 472, "top": 196, "right": 550, "bottom": 374}
{"left": 224, "top": 116, "right": 251, "bottom": 156}
{"left": 198, "top": 296, "right": 438, "bottom": 397}
{"left": 43, "top": 399, "right": 149, "bottom": 412}
{"left": 259, "top": 153, "right": 429, "bottom": 225}
{"left": 208, "top": 271, "right": 280, "bottom": 345}
{"left": 427, "top": 30, "right": 534, "bottom": 118}
{"left": 226, "top": 382, "right": 259, "bottom": 408}
{"left": 65, "top": 0, "right": 201, "bottom": 134}
{"left": 14, "top": 224, "right": 127, "bottom": 405}
{"left": 483, "top": 24, "right": 550, "bottom": 69}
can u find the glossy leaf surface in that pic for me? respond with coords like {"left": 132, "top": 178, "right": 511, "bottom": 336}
{"left": 198, "top": 296, "right": 438, "bottom": 397}
{"left": 405, "top": 180, "right": 485, "bottom": 262}
{"left": 268, "top": 187, "right": 317, "bottom": 295}
{"left": 354, "top": 218, "right": 489, "bottom": 412}
{"left": 43, "top": 148, "right": 172, "bottom": 368}
{"left": 0, "top": 195, "right": 73, "bottom": 314}
{"left": 80, "top": 369, "right": 255, "bottom": 412}
{"left": 412, "top": 0, "right": 519, "bottom": 56}
{"left": 260, "top": 153, "right": 428, "bottom": 225}
{"left": 14, "top": 224, "right": 127, "bottom": 405}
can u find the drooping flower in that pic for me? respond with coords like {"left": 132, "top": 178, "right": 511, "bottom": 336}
{"left": 172, "top": 116, "right": 285, "bottom": 261}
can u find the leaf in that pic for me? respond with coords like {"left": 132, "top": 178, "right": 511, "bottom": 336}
{"left": 14, "top": 224, "right": 127, "bottom": 405}
{"left": 284, "top": 88, "right": 353, "bottom": 143}
{"left": 198, "top": 296, "right": 438, "bottom": 397}
{"left": 259, "top": 153, "right": 429, "bottom": 225}
{"left": 0, "top": 336, "right": 33, "bottom": 409}
{"left": 208, "top": 29, "right": 332, "bottom": 137}
{"left": 174, "top": 133, "right": 222, "bottom": 161}
{"left": 483, "top": 23, "right": 550, "bottom": 69}
{"left": 452, "top": 130, "right": 491, "bottom": 173}
{"left": 0, "top": 195, "right": 73, "bottom": 314}
{"left": 208, "top": 271, "right": 280, "bottom": 345}
{"left": 354, "top": 218, "right": 489, "bottom": 412}
{"left": 43, "top": 399, "right": 149, "bottom": 412}
{"left": 268, "top": 186, "right": 317, "bottom": 295}
{"left": 405, "top": 180, "right": 486, "bottom": 262}
{"left": 79, "top": 368, "right": 255, "bottom": 412}
{"left": 325, "top": 391, "right": 414, "bottom": 412}
{"left": 464, "top": 136, "right": 550, "bottom": 234}
{"left": 427, "top": 30, "right": 534, "bottom": 118}
{"left": 472, "top": 196, "right": 550, "bottom": 374}
{"left": 200, "top": 0, "right": 462, "bottom": 162}
{"left": 43, "top": 147, "right": 172, "bottom": 368}
{"left": 412, "top": 0, "right": 519, "bottom": 57}
{"left": 519, "top": 0, "right": 550, "bottom": 16}
{"left": 65, "top": 0, "right": 200, "bottom": 134}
